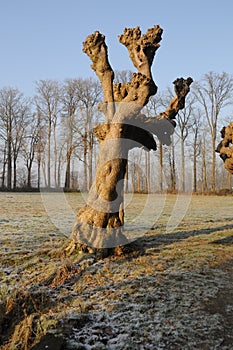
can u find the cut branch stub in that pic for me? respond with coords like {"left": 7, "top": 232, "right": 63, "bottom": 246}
{"left": 82, "top": 31, "right": 113, "bottom": 79}
{"left": 112, "top": 73, "right": 157, "bottom": 120}
{"left": 83, "top": 31, "right": 115, "bottom": 120}
{"left": 118, "top": 25, "right": 163, "bottom": 78}
{"left": 113, "top": 82, "right": 130, "bottom": 102}
{"left": 173, "top": 77, "right": 193, "bottom": 110}
{"left": 158, "top": 77, "right": 193, "bottom": 120}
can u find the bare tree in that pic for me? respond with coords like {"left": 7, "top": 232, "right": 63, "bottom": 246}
{"left": 35, "top": 80, "right": 61, "bottom": 188}
{"left": 0, "top": 88, "right": 13, "bottom": 189}
{"left": 148, "top": 89, "right": 180, "bottom": 193}
{"left": 21, "top": 113, "right": 43, "bottom": 188}
{"left": 67, "top": 26, "right": 192, "bottom": 257}
{"left": 61, "top": 78, "right": 82, "bottom": 190}
{"left": 194, "top": 71, "right": 233, "bottom": 192}
{"left": 144, "top": 94, "right": 164, "bottom": 192}
{"left": 176, "top": 95, "right": 194, "bottom": 191}
{"left": 166, "top": 136, "right": 177, "bottom": 192}
{"left": 0, "top": 141, "right": 7, "bottom": 188}
{"left": 200, "top": 127, "right": 209, "bottom": 193}
{"left": 189, "top": 109, "right": 202, "bottom": 192}
{"left": 0, "top": 87, "right": 30, "bottom": 189}
{"left": 11, "top": 103, "right": 31, "bottom": 189}
{"left": 144, "top": 93, "right": 164, "bottom": 191}
{"left": 76, "top": 78, "right": 102, "bottom": 191}
{"left": 59, "top": 78, "right": 102, "bottom": 191}
{"left": 34, "top": 108, "right": 46, "bottom": 190}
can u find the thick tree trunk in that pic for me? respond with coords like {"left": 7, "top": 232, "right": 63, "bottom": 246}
{"left": 68, "top": 26, "right": 192, "bottom": 256}
{"left": 71, "top": 125, "right": 130, "bottom": 252}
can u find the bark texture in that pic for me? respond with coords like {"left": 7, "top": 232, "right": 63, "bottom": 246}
{"left": 216, "top": 122, "right": 233, "bottom": 174}
{"left": 68, "top": 26, "right": 193, "bottom": 256}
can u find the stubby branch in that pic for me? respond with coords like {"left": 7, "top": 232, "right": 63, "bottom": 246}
{"left": 83, "top": 26, "right": 162, "bottom": 120}
{"left": 118, "top": 26, "right": 163, "bottom": 79}
{"left": 83, "top": 31, "right": 115, "bottom": 121}
{"left": 157, "top": 77, "right": 193, "bottom": 120}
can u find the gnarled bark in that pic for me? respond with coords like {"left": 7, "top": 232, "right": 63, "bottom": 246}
{"left": 216, "top": 122, "right": 233, "bottom": 174}
{"left": 68, "top": 26, "right": 193, "bottom": 257}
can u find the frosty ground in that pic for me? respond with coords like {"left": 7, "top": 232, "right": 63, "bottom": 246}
{"left": 0, "top": 192, "right": 233, "bottom": 349}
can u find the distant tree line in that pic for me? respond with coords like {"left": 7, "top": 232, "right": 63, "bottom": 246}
{"left": 0, "top": 70, "right": 233, "bottom": 193}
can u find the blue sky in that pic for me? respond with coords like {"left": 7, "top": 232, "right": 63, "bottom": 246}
{"left": 1, "top": 0, "right": 233, "bottom": 97}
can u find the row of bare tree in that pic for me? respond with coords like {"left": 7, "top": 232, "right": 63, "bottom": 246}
{"left": 0, "top": 77, "right": 102, "bottom": 191}
{"left": 0, "top": 71, "right": 233, "bottom": 193}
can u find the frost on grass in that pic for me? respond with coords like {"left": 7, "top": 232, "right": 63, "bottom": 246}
{"left": 64, "top": 267, "right": 233, "bottom": 350}
{"left": 0, "top": 193, "right": 233, "bottom": 349}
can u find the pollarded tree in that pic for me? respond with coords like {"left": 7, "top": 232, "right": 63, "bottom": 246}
{"left": 216, "top": 122, "right": 233, "bottom": 174}
{"left": 68, "top": 25, "right": 193, "bottom": 257}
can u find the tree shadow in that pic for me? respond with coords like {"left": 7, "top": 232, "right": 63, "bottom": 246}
{"left": 212, "top": 235, "right": 233, "bottom": 245}
{"left": 127, "top": 222, "right": 233, "bottom": 255}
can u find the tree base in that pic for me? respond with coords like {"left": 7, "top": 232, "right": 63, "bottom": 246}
{"left": 65, "top": 238, "right": 144, "bottom": 259}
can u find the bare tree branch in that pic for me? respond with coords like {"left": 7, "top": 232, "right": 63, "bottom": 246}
{"left": 83, "top": 31, "right": 115, "bottom": 121}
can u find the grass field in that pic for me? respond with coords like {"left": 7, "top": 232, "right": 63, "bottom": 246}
{"left": 0, "top": 192, "right": 233, "bottom": 349}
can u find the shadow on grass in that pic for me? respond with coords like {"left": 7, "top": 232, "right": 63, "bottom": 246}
{"left": 131, "top": 222, "right": 233, "bottom": 254}
{"left": 212, "top": 235, "right": 233, "bottom": 245}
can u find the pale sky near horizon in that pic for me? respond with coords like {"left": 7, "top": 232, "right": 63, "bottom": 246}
{"left": 1, "top": 0, "right": 233, "bottom": 97}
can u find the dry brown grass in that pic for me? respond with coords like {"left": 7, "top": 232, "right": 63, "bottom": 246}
{"left": 0, "top": 192, "right": 233, "bottom": 349}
